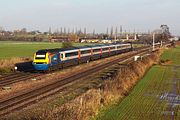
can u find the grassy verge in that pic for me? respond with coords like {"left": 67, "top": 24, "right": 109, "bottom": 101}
{"left": 94, "top": 46, "right": 180, "bottom": 120}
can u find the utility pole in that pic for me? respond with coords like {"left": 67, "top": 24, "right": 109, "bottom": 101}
{"left": 119, "top": 26, "right": 122, "bottom": 40}
{"left": 120, "top": 26, "right": 122, "bottom": 34}
{"left": 64, "top": 27, "right": 66, "bottom": 35}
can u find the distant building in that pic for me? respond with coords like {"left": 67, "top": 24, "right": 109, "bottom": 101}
{"left": 101, "top": 39, "right": 113, "bottom": 43}
{"left": 80, "top": 38, "right": 99, "bottom": 43}
{"left": 0, "top": 32, "right": 5, "bottom": 36}
{"left": 50, "top": 36, "right": 70, "bottom": 42}
{"left": 29, "top": 31, "right": 41, "bottom": 35}
{"left": 169, "top": 36, "right": 179, "bottom": 41}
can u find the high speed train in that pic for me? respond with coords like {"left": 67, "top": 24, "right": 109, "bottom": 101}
{"left": 33, "top": 43, "right": 132, "bottom": 71}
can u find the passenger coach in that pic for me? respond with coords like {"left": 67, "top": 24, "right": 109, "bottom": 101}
{"left": 33, "top": 43, "right": 132, "bottom": 71}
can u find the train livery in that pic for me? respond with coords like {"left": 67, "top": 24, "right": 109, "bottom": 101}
{"left": 33, "top": 44, "right": 132, "bottom": 71}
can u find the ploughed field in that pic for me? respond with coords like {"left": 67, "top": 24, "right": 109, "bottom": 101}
{"left": 95, "top": 46, "right": 180, "bottom": 120}
{"left": 0, "top": 41, "right": 90, "bottom": 59}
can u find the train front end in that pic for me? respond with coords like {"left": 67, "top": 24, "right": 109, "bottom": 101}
{"left": 33, "top": 51, "right": 50, "bottom": 71}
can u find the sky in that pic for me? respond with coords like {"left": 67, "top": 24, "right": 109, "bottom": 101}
{"left": 0, "top": 0, "right": 179, "bottom": 35}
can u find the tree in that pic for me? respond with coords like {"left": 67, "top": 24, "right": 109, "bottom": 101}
{"left": 110, "top": 27, "right": 113, "bottom": 38}
{"left": 160, "top": 25, "right": 171, "bottom": 42}
{"left": 21, "top": 28, "right": 27, "bottom": 33}
{"left": 69, "top": 34, "right": 79, "bottom": 42}
{"left": 138, "top": 35, "right": 152, "bottom": 44}
{"left": 0, "top": 27, "right": 4, "bottom": 32}
{"left": 160, "top": 25, "right": 170, "bottom": 35}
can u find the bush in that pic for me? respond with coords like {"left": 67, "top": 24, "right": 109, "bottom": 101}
{"left": 62, "top": 41, "right": 73, "bottom": 48}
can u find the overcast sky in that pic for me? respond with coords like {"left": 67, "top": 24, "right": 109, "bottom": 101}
{"left": 0, "top": 0, "right": 179, "bottom": 35}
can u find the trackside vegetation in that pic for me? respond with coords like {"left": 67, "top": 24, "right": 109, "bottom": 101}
{"left": 94, "top": 46, "right": 180, "bottom": 120}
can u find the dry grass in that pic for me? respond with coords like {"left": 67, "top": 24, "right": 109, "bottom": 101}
{"left": 0, "top": 57, "right": 32, "bottom": 73}
{"left": 159, "top": 59, "right": 172, "bottom": 65}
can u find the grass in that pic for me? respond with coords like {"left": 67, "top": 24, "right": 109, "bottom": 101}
{"left": 94, "top": 46, "right": 180, "bottom": 120}
{"left": 161, "top": 46, "right": 180, "bottom": 65}
{"left": 132, "top": 44, "right": 145, "bottom": 48}
{"left": 0, "top": 41, "right": 91, "bottom": 59}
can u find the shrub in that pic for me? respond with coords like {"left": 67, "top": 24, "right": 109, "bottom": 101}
{"left": 62, "top": 41, "right": 73, "bottom": 48}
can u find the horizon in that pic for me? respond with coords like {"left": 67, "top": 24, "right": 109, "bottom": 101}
{"left": 0, "top": 0, "right": 179, "bottom": 35}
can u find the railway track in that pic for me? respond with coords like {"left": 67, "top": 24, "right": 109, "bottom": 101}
{"left": 0, "top": 47, "right": 152, "bottom": 117}
{"left": 0, "top": 72, "right": 42, "bottom": 87}
{"left": 0, "top": 46, "right": 150, "bottom": 88}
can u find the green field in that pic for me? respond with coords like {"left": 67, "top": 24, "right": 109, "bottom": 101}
{"left": 0, "top": 41, "right": 91, "bottom": 59}
{"left": 94, "top": 47, "right": 180, "bottom": 120}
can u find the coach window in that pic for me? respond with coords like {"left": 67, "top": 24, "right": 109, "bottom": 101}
{"left": 65, "top": 52, "right": 78, "bottom": 57}
{"left": 117, "top": 46, "right": 122, "bottom": 49}
{"left": 81, "top": 50, "right": 91, "bottom": 54}
{"left": 93, "top": 49, "right": 100, "bottom": 52}
{"left": 110, "top": 47, "right": 115, "bottom": 50}
{"left": 102, "top": 48, "right": 109, "bottom": 51}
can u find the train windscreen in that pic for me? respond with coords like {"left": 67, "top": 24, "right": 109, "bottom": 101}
{"left": 35, "top": 51, "right": 46, "bottom": 59}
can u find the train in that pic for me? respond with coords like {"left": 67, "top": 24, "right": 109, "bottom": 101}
{"left": 32, "top": 43, "right": 133, "bottom": 71}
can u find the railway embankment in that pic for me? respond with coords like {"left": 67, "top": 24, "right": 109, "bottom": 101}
{"left": 5, "top": 49, "right": 163, "bottom": 120}
{"left": 93, "top": 46, "right": 180, "bottom": 119}
{"left": 53, "top": 50, "right": 162, "bottom": 120}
